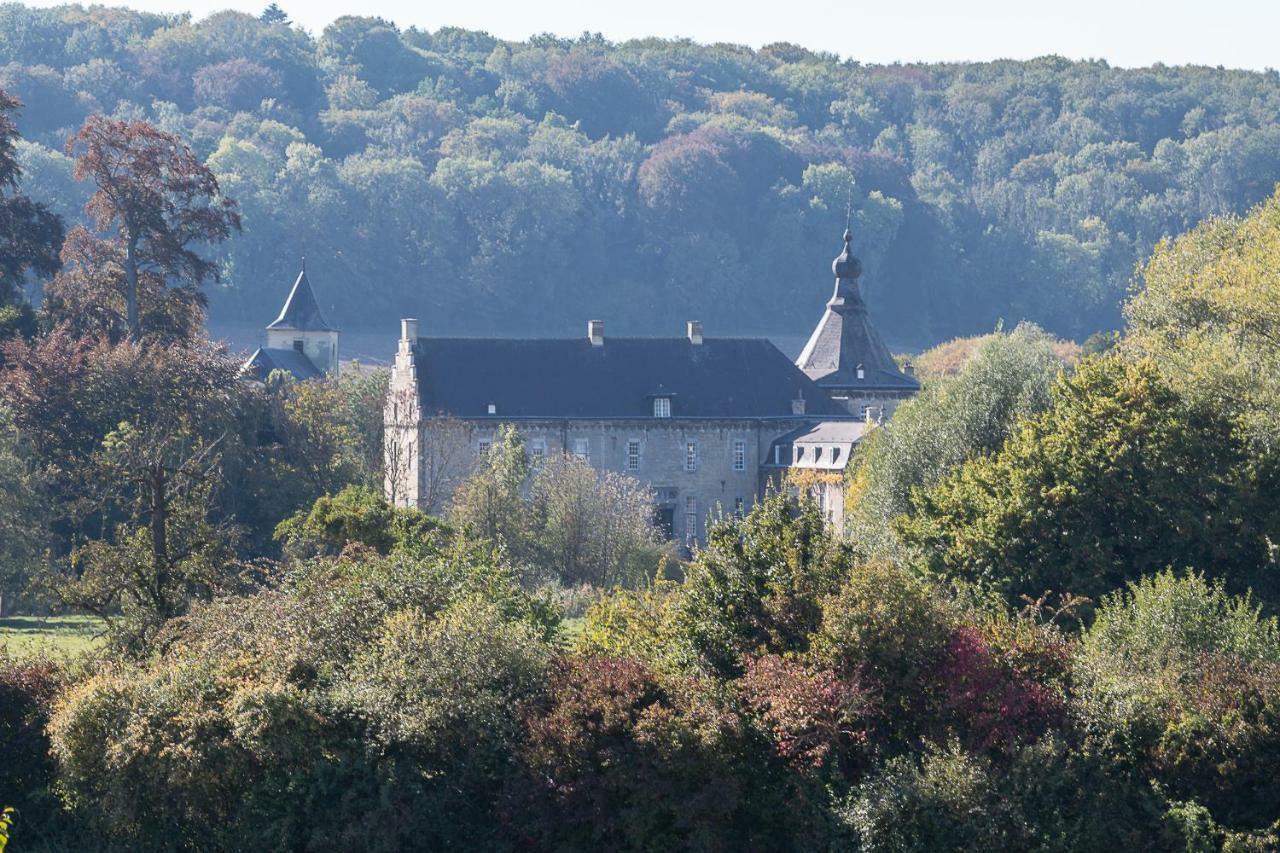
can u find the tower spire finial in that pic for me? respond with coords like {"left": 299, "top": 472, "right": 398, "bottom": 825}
{"left": 844, "top": 178, "right": 854, "bottom": 243}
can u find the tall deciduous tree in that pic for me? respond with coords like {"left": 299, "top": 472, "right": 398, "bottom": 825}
{"left": 66, "top": 116, "right": 239, "bottom": 340}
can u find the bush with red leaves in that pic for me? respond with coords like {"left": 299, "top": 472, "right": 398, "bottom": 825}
{"left": 937, "top": 625, "right": 1066, "bottom": 751}
{"left": 739, "top": 653, "right": 871, "bottom": 776}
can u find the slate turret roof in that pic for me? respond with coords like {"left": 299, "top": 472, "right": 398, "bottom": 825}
{"left": 266, "top": 267, "right": 336, "bottom": 332}
{"left": 411, "top": 336, "right": 851, "bottom": 419}
{"left": 796, "top": 229, "right": 920, "bottom": 394}
{"left": 242, "top": 346, "right": 324, "bottom": 381}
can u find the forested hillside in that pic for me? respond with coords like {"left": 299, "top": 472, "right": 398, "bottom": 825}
{"left": 3, "top": 4, "right": 1280, "bottom": 344}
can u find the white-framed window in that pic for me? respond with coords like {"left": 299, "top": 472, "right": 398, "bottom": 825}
{"left": 832, "top": 447, "right": 842, "bottom": 463}
{"left": 685, "top": 495, "right": 697, "bottom": 541}
{"left": 653, "top": 397, "right": 671, "bottom": 418}
{"left": 626, "top": 439, "right": 640, "bottom": 472}
{"left": 795, "top": 446, "right": 804, "bottom": 463}
{"left": 530, "top": 438, "right": 546, "bottom": 466}
{"left": 815, "top": 446, "right": 824, "bottom": 463}
{"left": 685, "top": 441, "right": 698, "bottom": 472}
{"left": 573, "top": 438, "right": 590, "bottom": 461}
{"left": 860, "top": 404, "right": 871, "bottom": 420}
{"left": 734, "top": 497, "right": 745, "bottom": 518}
{"left": 733, "top": 439, "right": 746, "bottom": 471}
{"left": 856, "top": 364, "right": 865, "bottom": 380}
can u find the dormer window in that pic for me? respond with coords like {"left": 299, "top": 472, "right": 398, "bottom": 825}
{"left": 856, "top": 364, "right": 865, "bottom": 380}
{"left": 653, "top": 397, "right": 671, "bottom": 418}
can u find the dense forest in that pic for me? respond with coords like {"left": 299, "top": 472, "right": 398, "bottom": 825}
{"left": 2, "top": 3, "right": 1280, "bottom": 345}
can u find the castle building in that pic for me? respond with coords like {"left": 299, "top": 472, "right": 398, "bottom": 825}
{"left": 384, "top": 229, "right": 918, "bottom": 542}
{"left": 243, "top": 264, "right": 340, "bottom": 380}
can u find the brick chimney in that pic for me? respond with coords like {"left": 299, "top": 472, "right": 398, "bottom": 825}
{"left": 687, "top": 320, "right": 703, "bottom": 345}
{"left": 588, "top": 319, "right": 604, "bottom": 347}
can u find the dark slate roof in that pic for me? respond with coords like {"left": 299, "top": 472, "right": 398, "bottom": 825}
{"left": 266, "top": 269, "right": 335, "bottom": 332}
{"left": 413, "top": 337, "right": 851, "bottom": 419}
{"left": 242, "top": 347, "right": 324, "bottom": 381}
{"left": 796, "top": 281, "right": 920, "bottom": 393}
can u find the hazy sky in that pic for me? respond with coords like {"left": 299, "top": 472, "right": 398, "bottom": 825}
{"left": 27, "top": 0, "right": 1280, "bottom": 70}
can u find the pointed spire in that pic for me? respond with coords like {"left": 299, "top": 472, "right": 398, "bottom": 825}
{"left": 795, "top": 224, "right": 918, "bottom": 393}
{"left": 266, "top": 264, "right": 335, "bottom": 331}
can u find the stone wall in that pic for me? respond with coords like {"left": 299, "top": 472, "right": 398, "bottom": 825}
{"left": 409, "top": 417, "right": 810, "bottom": 545}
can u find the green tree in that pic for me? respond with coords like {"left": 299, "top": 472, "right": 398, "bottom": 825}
{"left": 675, "top": 493, "right": 853, "bottom": 677}
{"left": 0, "top": 88, "right": 61, "bottom": 343}
{"left": 1124, "top": 187, "right": 1280, "bottom": 451}
{"left": 448, "top": 423, "right": 533, "bottom": 561}
{"left": 0, "top": 405, "right": 47, "bottom": 615}
{"left": 845, "top": 323, "right": 1067, "bottom": 559}
{"left": 897, "top": 356, "right": 1280, "bottom": 608}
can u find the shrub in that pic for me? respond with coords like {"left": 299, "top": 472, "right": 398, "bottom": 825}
{"left": 1074, "top": 571, "right": 1280, "bottom": 833}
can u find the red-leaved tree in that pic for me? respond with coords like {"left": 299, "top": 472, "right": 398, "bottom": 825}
{"left": 65, "top": 116, "right": 239, "bottom": 340}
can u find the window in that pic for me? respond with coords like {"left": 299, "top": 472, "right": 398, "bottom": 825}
{"left": 814, "top": 446, "right": 824, "bottom": 463}
{"left": 653, "top": 397, "right": 671, "bottom": 418}
{"left": 856, "top": 364, "right": 865, "bottom": 380}
{"left": 685, "top": 496, "right": 698, "bottom": 542}
{"left": 487, "top": 402, "right": 497, "bottom": 414}
{"left": 860, "top": 404, "right": 871, "bottom": 420}
{"left": 733, "top": 439, "right": 746, "bottom": 471}
{"left": 573, "top": 438, "right": 590, "bottom": 461}
{"left": 685, "top": 441, "right": 698, "bottom": 472}
{"left": 795, "top": 446, "right": 804, "bottom": 463}
{"left": 292, "top": 339, "right": 304, "bottom": 353}
{"left": 626, "top": 439, "right": 640, "bottom": 472}
{"left": 832, "top": 447, "right": 841, "bottom": 463}
{"left": 477, "top": 438, "right": 491, "bottom": 457}
{"left": 530, "top": 439, "right": 546, "bottom": 466}
{"left": 734, "top": 497, "right": 745, "bottom": 518}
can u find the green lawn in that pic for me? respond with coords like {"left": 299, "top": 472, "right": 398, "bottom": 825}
{"left": 559, "top": 616, "right": 586, "bottom": 646}
{"left": 0, "top": 614, "right": 106, "bottom": 658}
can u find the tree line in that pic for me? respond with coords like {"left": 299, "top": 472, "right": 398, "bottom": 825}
{"left": 2, "top": 5, "right": 1280, "bottom": 345}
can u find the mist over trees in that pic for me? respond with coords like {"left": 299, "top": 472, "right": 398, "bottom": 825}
{"left": 2, "top": 5, "right": 1280, "bottom": 344}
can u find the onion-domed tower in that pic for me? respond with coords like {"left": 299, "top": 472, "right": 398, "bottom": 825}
{"left": 795, "top": 227, "right": 918, "bottom": 419}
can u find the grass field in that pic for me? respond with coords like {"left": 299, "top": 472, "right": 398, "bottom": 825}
{"left": 0, "top": 614, "right": 106, "bottom": 658}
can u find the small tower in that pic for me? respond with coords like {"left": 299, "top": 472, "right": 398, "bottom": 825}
{"left": 265, "top": 262, "right": 339, "bottom": 376}
{"left": 795, "top": 227, "right": 919, "bottom": 418}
